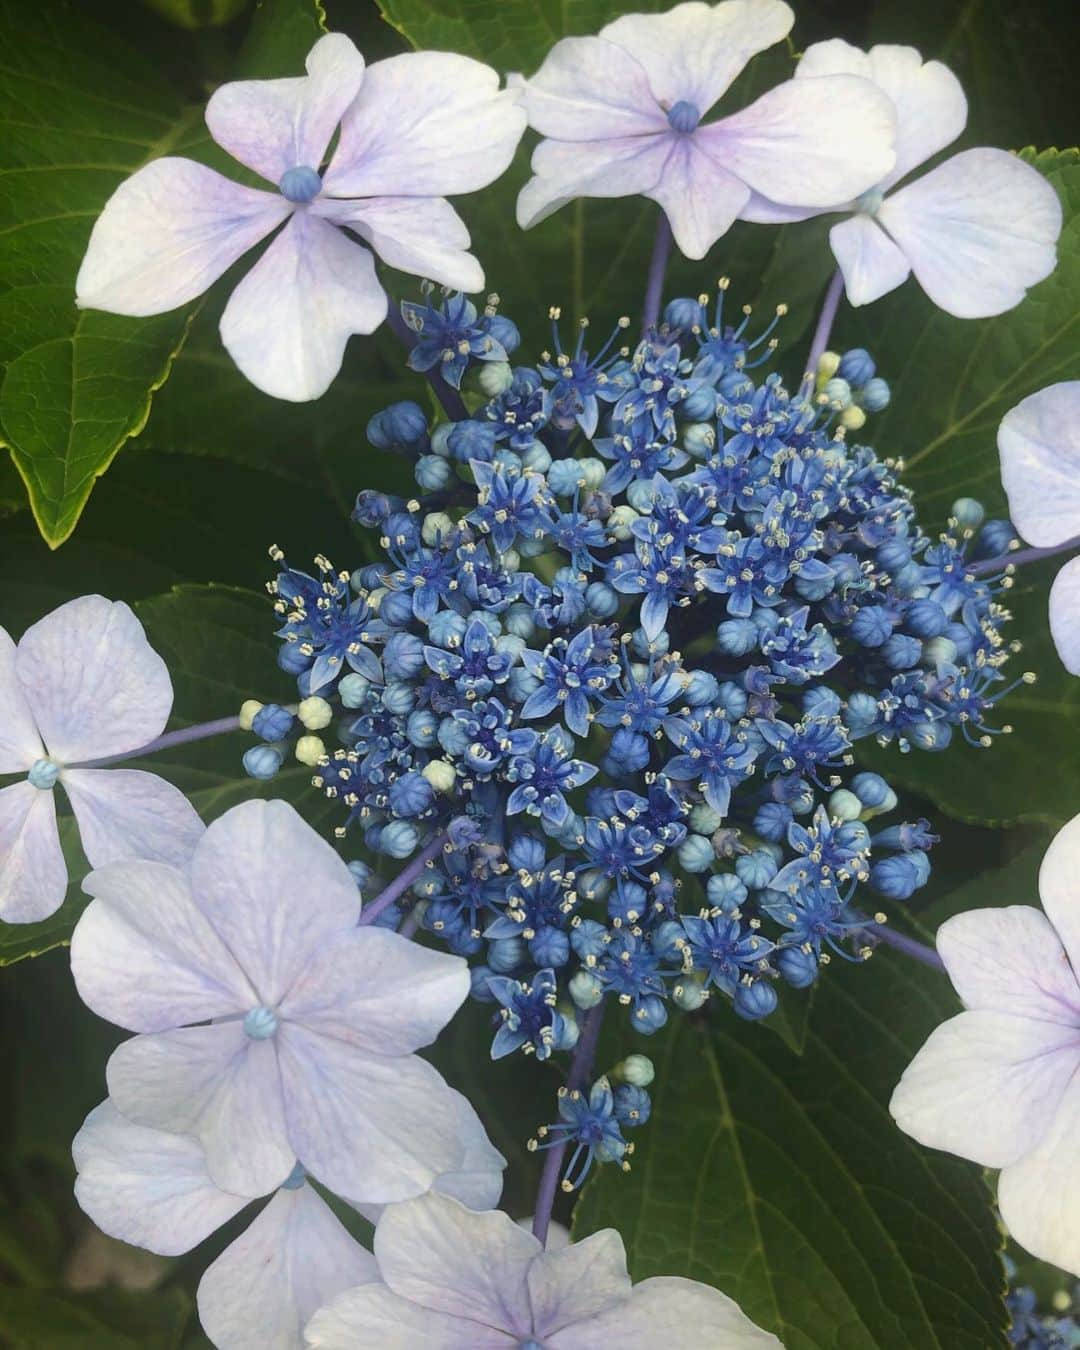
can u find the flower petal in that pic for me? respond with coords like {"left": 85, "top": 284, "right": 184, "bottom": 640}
{"left": 888, "top": 1008, "right": 1079, "bottom": 1168}
{"left": 63, "top": 768, "right": 204, "bottom": 870}
{"left": 1038, "top": 812, "right": 1080, "bottom": 979}
{"left": 997, "top": 381, "right": 1080, "bottom": 547}
{"left": 829, "top": 213, "right": 911, "bottom": 306}
{"left": 0, "top": 627, "right": 42, "bottom": 772}
{"left": 646, "top": 135, "right": 750, "bottom": 259}
{"left": 703, "top": 74, "right": 896, "bottom": 208}
{"left": 316, "top": 196, "right": 483, "bottom": 292}
{"left": 877, "top": 147, "right": 1062, "bottom": 318}
{"left": 935, "top": 904, "right": 1080, "bottom": 1025}
{"left": 324, "top": 52, "right": 525, "bottom": 198}
{"left": 600, "top": 0, "right": 793, "bottom": 114}
{"left": 219, "top": 212, "right": 386, "bottom": 402}
{"left": 276, "top": 1028, "right": 466, "bottom": 1203}
{"left": 372, "top": 1191, "right": 537, "bottom": 1335}
{"left": 205, "top": 33, "right": 365, "bottom": 186}
{"left": 305, "top": 1284, "right": 511, "bottom": 1350}
{"left": 737, "top": 192, "right": 819, "bottom": 225}
{"left": 517, "top": 134, "right": 671, "bottom": 229}
{"left": 107, "top": 1023, "right": 294, "bottom": 1198}
{"left": 797, "top": 40, "right": 966, "bottom": 188}
{"left": 549, "top": 1274, "right": 781, "bottom": 1349}
{"left": 198, "top": 1183, "right": 378, "bottom": 1350}
{"left": 280, "top": 925, "right": 468, "bottom": 1056}
{"left": 72, "top": 1100, "right": 248, "bottom": 1256}
{"left": 998, "top": 1068, "right": 1080, "bottom": 1278}
{"left": 75, "top": 159, "right": 288, "bottom": 317}
{"left": 0, "top": 780, "right": 67, "bottom": 923}
{"left": 188, "top": 799, "right": 360, "bottom": 1008}
{"left": 15, "top": 596, "right": 174, "bottom": 763}
{"left": 528, "top": 1228, "right": 631, "bottom": 1338}
{"left": 71, "top": 859, "right": 254, "bottom": 1033}
{"left": 515, "top": 36, "right": 668, "bottom": 141}
{"left": 1050, "top": 556, "right": 1080, "bottom": 676}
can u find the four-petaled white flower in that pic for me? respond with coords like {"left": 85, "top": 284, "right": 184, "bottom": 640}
{"left": 0, "top": 596, "right": 204, "bottom": 924}
{"left": 743, "top": 40, "right": 1063, "bottom": 316}
{"left": 76, "top": 33, "right": 525, "bottom": 401}
{"left": 73, "top": 1092, "right": 504, "bottom": 1350}
{"left": 890, "top": 812, "right": 1080, "bottom": 1278}
{"left": 305, "top": 1189, "right": 781, "bottom": 1349}
{"left": 514, "top": 0, "right": 897, "bottom": 261}
{"left": 998, "top": 381, "right": 1080, "bottom": 674}
{"left": 70, "top": 798, "right": 472, "bottom": 1203}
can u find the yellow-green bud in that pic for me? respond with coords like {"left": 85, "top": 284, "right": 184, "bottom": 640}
{"left": 367, "top": 587, "right": 388, "bottom": 612}
{"left": 238, "top": 699, "right": 263, "bottom": 732}
{"left": 607, "top": 505, "right": 639, "bottom": 541}
{"left": 577, "top": 458, "right": 606, "bottom": 490}
{"left": 297, "top": 696, "right": 333, "bottom": 730}
{"left": 422, "top": 759, "right": 456, "bottom": 794}
{"left": 295, "top": 735, "right": 325, "bottom": 766}
{"left": 422, "top": 512, "right": 455, "bottom": 547}
{"left": 840, "top": 404, "right": 867, "bottom": 432}
{"left": 816, "top": 350, "right": 840, "bottom": 387}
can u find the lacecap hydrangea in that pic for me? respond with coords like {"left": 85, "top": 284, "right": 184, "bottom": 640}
{"left": 246, "top": 282, "right": 1027, "bottom": 1188}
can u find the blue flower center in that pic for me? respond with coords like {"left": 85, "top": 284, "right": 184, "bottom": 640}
{"left": 667, "top": 100, "right": 701, "bottom": 133}
{"left": 281, "top": 1161, "right": 306, "bottom": 1190}
{"left": 278, "top": 165, "right": 322, "bottom": 203}
{"left": 27, "top": 758, "right": 61, "bottom": 791}
{"left": 856, "top": 186, "right": 885, "bottom": 216}
{"left": 518, "top": 1342, "right": 546, "bottom": 1349}
{"left": 243, "top": 1005, "right": 279, "bottom": 1039}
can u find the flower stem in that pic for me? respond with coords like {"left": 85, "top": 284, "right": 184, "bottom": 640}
{"left": 641, "top": 211, "right": 674, "bottom": 335}
{"left": 358, "top": 831, "right": 448, "bottom": 928}
{"left": 385, "top": 303, "right": 470, "bottom": 422}
{"left": 531, "top": 1001, "right": 605, "bottom": 1246}
{"left": 72, "top": 715, "right": 241, "bottom": 769}
{"left": 969, "top": 533, "right": 1080, "bottom": 579}
{"left": 804, "top": 267, "right": 845, "bottom": 383}
{"left": 869, "top": 923, "right": 945, "bottom": 972}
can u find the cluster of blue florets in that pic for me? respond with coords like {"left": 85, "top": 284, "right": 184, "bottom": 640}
{"left": 1006, "top": 1257, "right": 1079, "bottom": 1349}
{"left": 249, "top": 283, "right": 1027, "bottom": 1187}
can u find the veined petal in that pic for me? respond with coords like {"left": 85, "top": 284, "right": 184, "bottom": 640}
{"left": 219, "top": 212, "right": 387, "bottom": 402}
{"left": 997, "top": 382, "right": 1080, "bottom": 547}
{"left": 600, "top": 0, "right": 793, "bottom": 115}
{"left": 63, "top": 768, "right": 204, "bottom": 870}
{"left": 76, "top": 158, "right": 288, "bottom": 316}
{"left": 324, "top": 52, "right": 526, "bottom": 198}
{"left": 516, "top": 36, "right": 668, "bottom": 141}
{"left": 198, "top": 1184, "right": 378, "bottom": 1350}
{"left": 72, "top": 1100, "right": 248, "bottom": 1257}
{"left": 372, "top": 1192, "right": 537, "bottom": 1335}
{"left": 107, "top": 1023, "right": 294, "bottom": 1198}
{"left": 516, "top": 134, "right": 670, "bottom": 229}
{"left": 1039, "top": 812, "right": 1080, "bottom": 980}
{"left": 878, "top": 147, "right": 1062, "bottom": 318}
{"left": 316, "top": 195, "right": 483, "bottom": 292}
{"left": 188, "top": 800, "right": 360, "bottom": 1009}
{"left": 206, "top": 33, "right": 365, "bottom": 186}
{"left": 830, "top": 213, "right": 911, "bottom": 306}
{"left": 998, "top": 1069, "right": 1080, "bottom": 1278}
{"left": 306, "top": 1284, "right": 512, "bottom": 1350}
{"left": 1050, "top": 556, "right": 1080, "bottom": 676}
{"left": 280, "top": 925, "right": 468, "bottom": 1056}
{"left": 703, "top": 74, "right": 896, "bottom": 208}
{"left": 15, "top": 596, "right": 174, "bottom": 763}
{"left": 71, "top": 859, "right": 254, "bottom": 1033}
{"left": 646, "top": 135, "right": 750, "bottom": 259}
{"left": 0, "top": 780, "right": 67, "bottom": 924}
{"left": 796, "top": 40, "right": 966, "bottom": 188}
{"left": 889, "top": 1008, "right": 1079, "bottom": 1169}
{"left": 0, "top": 627, "right": 42, "bottom": 772}
{"left": 528, "top": 1229, "right": 631, "bottom": 1338}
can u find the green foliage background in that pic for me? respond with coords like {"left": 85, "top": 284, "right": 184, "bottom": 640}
{"left": 0, "top": 0, "right": 1077, "bottom": 1343}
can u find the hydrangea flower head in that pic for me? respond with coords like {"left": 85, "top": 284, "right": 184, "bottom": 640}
{"left": 998, "top": 381, "right": 1080, "bottom": 673}
{"left": 890, "top": 811, "right": 1080, "bottom": 1277}
{"left": 744, "top": 41, "right": 1063, "bottom": 316}
{"left": 76, "top": 34, "right": 526, "bottom": 400}
{"left": 0, "top": 596, "right": 203, "bottom": 923}
{"left": 515, "top": 0, "right": 898, "bottom": 258}
{"left": 304, "top": 1190, "right": 781, "bottom": 1347}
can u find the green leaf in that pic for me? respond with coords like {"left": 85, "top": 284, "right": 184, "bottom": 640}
{"left": 140, "top": 0, "right": 249, "bottom": 29}
{"left": 0, "top": 0, "right": 326, "bottom": 547}
{"left": 0, "top": 1285, "right": 193, "bottom": 1350}
{"left": 845, "top": 149, "right": 1080, "bottom": 828}
{"left": 573, "top": 951, "right": 1007, "bottom": 1349}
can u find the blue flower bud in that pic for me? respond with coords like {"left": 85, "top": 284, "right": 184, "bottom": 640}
{"left": 951, "top": 497, "right": 986, "bottom": 531}
{"left": 405, "top": 709, "right": 438, "bottom": 749}
{"left": 243, "top": 745, "right": 283, "bottom": 780}
{"left": 632, "top": 994, "right": 668, "bottom": 1035}
{"left": 681, "top": 385, "right": 717, "bottom": 421}
{"left": 430, "top": 423, "right": 454, "bottom": 458}
{"left": 706, "top": 872, "right": 748, "bottom": 912}
{"left": 27, "top": 758, "right": 60, "bottom": 791}
{"left": 845, "top": 690, "right": 880, "bottom": 737}
{"left": 678, "top": 834, "right": 715, "bottom": 873}
{"left": 337, "top": 673, "right": 370, "bottom": 709}
{"left": 389, "top": 771, "right": 434, "bottom": 818}
{"left": 613, "top": 1083, "right": 652, "bottom": 1127}
{"left": 717, "top": 617, "right": 759, "bottom": 657}
{"left": 754, "top": 801, "right": 793, "bottom": 843}
{"left": 508, "top": 834, "right": 546, "bottom": 871}
{"left": 905, "top": 599, "right": 947, "bottom": 639}
{"left": 974, "top": 517, "right": 1015, "bottom": 559}
{"left": 379, "top": 819, "right": 419, "bottom": 859}
{"left": 570, "top": 919, "right": 608, "bottom": 962}
{"left": 663, "top": 297, "right": 702, "bottom": 332}
{"left": 382, "top": 632, "right": 422, "bottom": 681}
{"left": 415, "top": 454, "right": 451, "bottom": 491}
{"left": 585, "top": 581, "right": 619, "bottom": 619}
{"left": 875, "top": 539, "right": 911, "bottom": 572}
{"left": 850, "top": 606, "right": 895, "bottom": 648}
{"left": 522, "top": 441, "right": 552, "bottom": 473}
{"left": 353, "top": 489, "right": 399, "bottom": 527}
{"left": 631, "top": 626, "right": 668, "bottom": 658}
{"left": 909, "top": 719, "right": 951, "bottom": 751}
{"left": 503, "top": 602, "right": 536, "bottom": 641}
{"left": 603, "top": 728, "right": 650, "bottom": 774}
{"left": 736, "top": 850, "right": 778, "bottom": 890}
{"left": 487, "top": 314, "right": 520, "bottom": 354}
{"left": 379, "top": 589, "right": 415, "bottom": 627}
{"left": 381, "top": 682, "right": 416, "bottom": 716}
{"left": 546, "top": 459, "right": 584, "bottom": 497}
{"left": 470, "top": 965, "right": 498, "bottom": 1002}
{"left": 347, "top": 859, "right": 373, "bottom": 891}
{"left": 777, "top": 946, "right": 818, "bottom": 988}
{"left": 733, "top": 979, "right": 778, "bottom": 1020}
{"left": 859, "top": 376, "right": 890, "bottom": 412}
{"left": 277, "top": 642, "right": 311, "bottom": 676}
{"left": 529, "top": 925, "right": 570, "bottom": 968}
{"left": 487, "top": 936, "right": 526, "bottom": 973}
{"left": 882, "top": 633, "right": 922, "bottom": 670}
{"left": 684, "top": 669, "right": 720, "bottom": 707}
{"left": 243, "top": 1005, "right": 279, "bottom": 1039}
{"left": 367, "top": 400, "right": 427, "bottom": 450}
{"left": 871, "top": 853, "right": 925, "bottom": 899}
{"left": 714, "top": 680, "right": 747, "bottom": 718}
{"left": 851, "top": 772, "right": 892, "bottom": 809}
{"left": 569, "top": 969, "right": 604, "bottom": 1009}
{"left": 823, "top": 376, "right": 852, "bottom": 409}
{"left": 838, "top": 347, "right": 876, "bottom": 385}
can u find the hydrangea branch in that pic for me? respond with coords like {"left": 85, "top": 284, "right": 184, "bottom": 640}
{"left": 805, "top": 267, "right": 845, "bottom": 380}
{"left": 73, "top": 715, "right": 242, "bottom": 768}
{"left": 868, "top": 922, "right": 945, "bottom": 971}
{"left": 969, "top": 533, "right": 1080, "bottom": 579}
{"left": 641, "top": 211, "right": 674, "bottom": 334}
{"left": 358, "top": 830, "right": 449, "bottom": 928}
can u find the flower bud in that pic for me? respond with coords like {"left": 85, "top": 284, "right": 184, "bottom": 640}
{"left": 252, "top": 703, "right": 294, "bottom": 742}
{"left": 477, "top": 359, "right": 514, "bottom": 397}
{"left": 607, "top": 505, "right": 638, "bottom": 541}
{"left": 337, "top": 673, "right": 370, "bottom": 708}
{"left": 238, "top": 699, "right": 263, "bottom": 732}
{"left": 294, "top": 735, "right": 325, "bottom": 766}
{"left": 422, "top": 759, "right": 457, "bottom": 794}
{"left": 840, "top": 404, "right": 866, "bottom": 431}
{"left": 415, "top": 455, "right": 451, "bottom": 491}
{"left": 569, "top": 969, "right": 604, "bottom": 1010}
{"left": 297, "top": 696, "right": 333, "bottom": 730}
{"left": 951, "top": 497, "right": 986, "bottom": 531}
{"left": 616, "top": 1053, "right": 655, "bottom": 1087}
{"left": 828, "top": 788, "right": 862, "bottom": 822}
{"left": 838, "top": 347, "right": 876, "bottom": 385}
{"left": 379, "top": 819, "right": 419, "bottom": 859}
{"left": 243, "top": 744, "right": 283, "bottom": 780}
{"left": 678, "top": 834, "right": 715, "bottom": 873}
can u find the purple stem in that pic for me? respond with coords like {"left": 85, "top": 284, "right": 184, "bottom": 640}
{"left": 804, "top": 267, "right": 845, "bottom": 383}
{"left": 641, "top": 211, "right": 674, "bottom": 335}
{"left": 72, "top": 715, "right": 241, "bottom": 769}
{"left": 531, "top": 1002, "right": 605, "bottom": 1247}
{"left": 358, "top": 831, "right": 448, "bottom": 928}
{"left": 385, "top": 303, "right": 470, "bottom": 422}
{"left": 969, "top": 533, "right": 1080, "bottom": 579}
{"left": 870, "top": 923, "right": 945, "bottom": 972}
